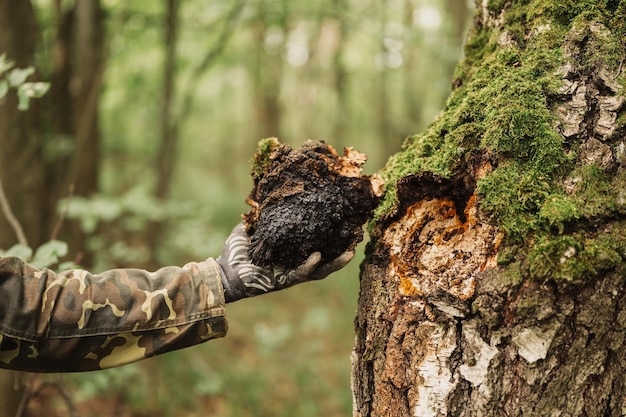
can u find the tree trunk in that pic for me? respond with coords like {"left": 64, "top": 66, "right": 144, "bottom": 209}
{"left": 155, "top": 0, "right": 179, "bottom": 203}
{"left": 0, "top": 0, "right": 46, "bottom": 249}
{"left": 332, "top": 0, "right": 348, "bottom": 142}
{"left": 63, "top": 0, "right": 104, "bottom": 266}
{"left": 252, "top": 15, "right": 285, "bottom": 140}
{"left": 1, "top": 0, "right": 104, "bottom": 412}
{"left": 71, "top": 0, "right": 103, "bottom": 198}
{"left": 353, "top": 0, "right": 626, "bottom": 416}
{"left": 44, "top": 0, "right": 104, "bottom": 265}
{"left": 0, "top": 2, "right": 40, "bottom": 414}
{"left": 146, "top": 0, "right": 180, "bottom": 268}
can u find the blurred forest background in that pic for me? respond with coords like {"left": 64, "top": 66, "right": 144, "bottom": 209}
{"left": 0, "top": 0, "right": 472, "bottom": 415}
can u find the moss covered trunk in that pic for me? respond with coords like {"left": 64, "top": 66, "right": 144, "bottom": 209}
{"left": 352, "top": 0, "right": 626, "bottom": 416}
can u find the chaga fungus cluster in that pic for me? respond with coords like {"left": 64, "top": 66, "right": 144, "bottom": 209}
{"left": 243, "top": 138, "right": 382, "bottom": 268}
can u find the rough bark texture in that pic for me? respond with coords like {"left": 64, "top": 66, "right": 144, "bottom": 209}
{"left": 244, "top": 138, "right": 381, "bottom": 267}
{"left": 353, "top": 0, "right": 626, "bottom": 416}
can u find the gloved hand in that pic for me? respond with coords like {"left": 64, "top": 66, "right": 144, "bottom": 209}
{"left": 216, "top": 223, "right": 355, "bottom": 303}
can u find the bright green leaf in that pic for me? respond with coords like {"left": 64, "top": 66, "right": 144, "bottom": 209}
{"left": 31, "top": 240, "right": 68, "bottom": 269}
{"left": 7, "top": 66, "right": 35, "bottom": 87}
{"left": 17, "top": 88, "right": 30, "bottom": 111}
{"left": 0, "top": 80, "right": 8, "bottom": 98}
{"left": 0, "top": 54, "right": 14, "bottom": 74}
{"left": 58, "top": 261, "right": 79, "bottom": 271}
{"left": 0, "top": 244, "right": 33, "bottom": 260}
{"left": 21, "top": 82, "right": 50, "bottom": 98}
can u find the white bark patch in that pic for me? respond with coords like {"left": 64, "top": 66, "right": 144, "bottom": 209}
{"left": 429, "top": 299, "right": 467, "bottom": 318}
{"left": 511, "top": 324, "right": 558, "bottom": 363}
{"left": 459, "top": 322, "right": 499, "bottom": 387}
{"left": 412, "top": 323, "right": 457, "bottom": 417}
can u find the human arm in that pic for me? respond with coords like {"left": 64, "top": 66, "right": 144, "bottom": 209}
{"left": 0, "top": 223, "right": 354, "bottom": 373}
{"left": 0, "top": 256, "right": 226, "bottom": 372}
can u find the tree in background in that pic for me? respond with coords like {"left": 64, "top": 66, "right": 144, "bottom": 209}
{"left": 0, "top": 0, "right": 103, "bottom": 260}
{"left": 0, "top": 1, "right": 104, "bottom": 415}
{"left": 0, "top": 0, "right": 46, "bottom": 251}
{"left": 353, "top": 0, "right": 626, "bottom": 415}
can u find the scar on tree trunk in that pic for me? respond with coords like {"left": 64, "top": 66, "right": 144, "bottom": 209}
{"left": 243, "top": 138, "right": 383, "bottom": 268}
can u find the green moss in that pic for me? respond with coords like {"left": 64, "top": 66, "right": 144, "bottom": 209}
{"left": 570, "top": 165, "right": 616, "bottom": 218}
{"left": 486, "top": 0, "right": 510, "bottom": 16}
{"left": 479, "top": 162, "right": 622, "bottom": 241}
{"left": 457, "top": 21, "right": 494, "bottom": 77}
{"left": 566, "top": 12, "right": 626, "bottom": 69}
{"left": 251, "top": 137, "right": 280, "bottom": 179}
{"left": 373, "top": 0, "right": 626, "bottom": 285}
{"left": 478, "top": 162, "right": 549, "bottom": 237}
{"left": 529, "top": 0, "right": 601, "bottom": 25}
{"left": 528, "top": 223, "right": 626, "bottom": 283}
{"left": 376, "top": 44, "right": 566, "bottom": 226}
{"left": 537, "top": 193, "right": 579, "bottom": 233}
{"left": 494, "top": 165, "right": 626, "bottom": 283}
{"left": 618, "top": 111, "right": 626, "bottom": 129}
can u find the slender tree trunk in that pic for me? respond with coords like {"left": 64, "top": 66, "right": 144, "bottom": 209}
{"left": 155, "top": 0, "right": 179, "bottom": 203}
{"left": 332, "top": 0, "right": 349, "bottom": 142}
{"left": 252, "top": 11, "right": 284, "bottom": 140}
{"left": 0, "top": 374, "right": 21, "bottom": 417}
{"left": 44, "top": 0, "right": 104, "bottom": 266}
{"left": 147, "top": 0, "right": 243, "bottom": 266}
{"left": 353, "top": 0, "right": 626, "bottom": 415}
{"left": 66, "top": 0, "right": 104, "bottom": 266}
{"left": 72, "top": 0, "right": 103, "bottom": 197}
{"left": 402, "top": 0, "right": 420, "bottom": 135}
{"left": 445, "top": 0, "right": 470, "bottom": 47}
{"left": 1, "top": 0, "right": 105, "bottom": 412}
{"left": 376, "top": 0, "right": 395, "bottom": 157}
{"left": 145, "top": 0, "right": 180, "bottom": 267}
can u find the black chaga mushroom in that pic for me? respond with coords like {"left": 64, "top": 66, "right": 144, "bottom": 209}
{"left": 243, "top": 138, "right": 383, "bottom": 268}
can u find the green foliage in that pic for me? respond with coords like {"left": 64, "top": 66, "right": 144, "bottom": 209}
{"left": 70, "top": 364, "right": 140, "bottom": 402}
{"left": 30, "top": 240, "right": 71, "bottom": 269}
{"left": 62, "top": 186, "right": 218, "bottom": 269}
{"left": 0, "top": 243, "right": 33, "bottom": 261}
{"left": 0, "top": 240, "right": 72, "bottom": 270}
{"left": 0, "top": 53, "right": 50, "bottom": 110}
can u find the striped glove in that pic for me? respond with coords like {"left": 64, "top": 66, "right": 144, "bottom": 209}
{"left": 216, "top": 223, "right": 354, "bottom": 303}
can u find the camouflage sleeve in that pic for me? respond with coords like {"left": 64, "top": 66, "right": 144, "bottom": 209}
{"left": 0, "top": 256, "right": 227, "bottom": 372}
